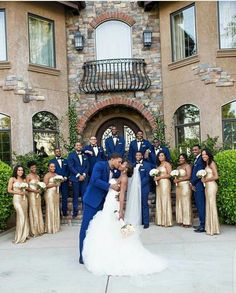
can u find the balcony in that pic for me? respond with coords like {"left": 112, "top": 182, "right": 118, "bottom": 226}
{"left": 79, "top": 58, "right": 151, "bottom": 94}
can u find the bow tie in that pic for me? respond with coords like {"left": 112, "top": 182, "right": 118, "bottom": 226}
{"left": 56, "top": 157, "right": 62, "bottom": 160}
{"left": 136, "top": 161, "right": 142, "bottom": 164}
{"left": 155, "top": 147, "right": 160, "bottom": 150}
{"left": 77, "top": 152, "right": 82, "bottom": 155}
{"left": 92, "top": 145, "right": 97, "bottom": 148}
{"left": 112, "top": 136, "right": 118, "bottom": 138}
{"left": 137, "top": 140, "right": 143, "bottom": 142}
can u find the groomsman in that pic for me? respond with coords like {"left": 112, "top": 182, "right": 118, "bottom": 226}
{"left": 105, "top": 126, "right": 125, "bottom": 159}
{"left": 83, "top": 136, "right": 106, "bottom": 176}
{"left": 50, "top": 148, "right": 70, "bottom": 217}
{"left": 68, "top": 142, "right": 89, "bottom": 218}
{"left": 128, "top": 130, "right": 152, "bottom": 165}
{"left": 135, "top": 151, "right": 152, "bottom": 229}
{"left": 190, "top": 144, "right": 205, "bottom": 233}
{"left": 145, "top": 138, "right": 171, "bottom": 167}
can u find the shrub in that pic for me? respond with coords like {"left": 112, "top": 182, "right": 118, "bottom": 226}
{"left": 0, "top": 160, "right": 13, "bottom": 231}
{"left": 215, "top": 150, "right": 236, "bottom": 225}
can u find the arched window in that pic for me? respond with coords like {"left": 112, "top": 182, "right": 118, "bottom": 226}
{"left": 174, "top": 104, "right": 200, "bottom": 145}
{"left": 0, "top": 113, "right": 11, "bottom": 165}
{"left": 32, "top": 111, "right": 59, "bottom": 156}
{"left": 222, "top": 101, "right": 236, "bottom": 149}
{"left": 96, "top": 20, "right": 132, "bottom": 60}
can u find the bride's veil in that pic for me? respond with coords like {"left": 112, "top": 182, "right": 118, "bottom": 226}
{"left": 124, "top": 166, "right": 142, "bottom": 226}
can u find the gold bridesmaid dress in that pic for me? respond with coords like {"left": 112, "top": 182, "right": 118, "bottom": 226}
{"left": 175, "top": 169, "right": 192, "bottom": 226}
{"left": 205, "top": 166, "right": 220, "bottom": 235}
{"left": 155, "top": 166, "right": 173, "bottom": 227}
{"left": 44, "top": 177, "right": 60, "bottom": 234}
{"left": 13, "top": 182, "right": 30, "bottom": 243}
{"left": 28, "top": 180, "right": 44, "bottom": 236}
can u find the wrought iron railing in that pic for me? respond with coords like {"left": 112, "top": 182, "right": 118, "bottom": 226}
{"left": 79, "top": 58, "right": 151, "bottom": 94}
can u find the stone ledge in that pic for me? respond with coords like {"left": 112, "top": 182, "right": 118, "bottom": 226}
{"left": 168, "top": 55, "right": 199, "bottom": 71}
{"left": 28, "top": 64, "right": 61, "bottom": 76}
{"left": 216, "top": 49, "right": 236, "bottom": 58}
{"left": 0, "top": 61, "right": 11, "bottom": 70}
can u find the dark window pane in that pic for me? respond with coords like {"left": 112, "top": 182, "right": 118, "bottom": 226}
{"left": 32, "top": 111, "right": 58, "bottom": 130}
{"left": 223, "top": 121, "right": 236, "bottom": 149}
{"left": 0, "top": 10, "right": 7, "bottom": 61}
{"left": 222, "top": 101, "right": 236, "bottom": 119}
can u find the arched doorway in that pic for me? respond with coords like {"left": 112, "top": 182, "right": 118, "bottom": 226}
{"left": 96, "top": 117, "right": 140, "bottom": 151}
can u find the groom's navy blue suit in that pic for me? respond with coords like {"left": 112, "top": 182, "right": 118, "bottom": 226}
{"left": 190, "top": 155, "right": 205, "bottom": 229}
{"left": 79, "top": 161, "right": 119, "bottom": 262}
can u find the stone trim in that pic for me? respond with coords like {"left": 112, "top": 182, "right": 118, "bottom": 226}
{"left": 89, "top": 12, "right": 136, "bottom": 28}
{"left": 168, "top": 55, "right": 199, "bottom": 70}
{"left": 0, "top": 61, "right": 11, "bottom": 70}
{"left": 216, "top": 49, "right": 236, "bottom": 58}
{"left": 77, "top": 97, "right": 156, "bottom": 133}
{"left": 28, "top": 64, "right": 61, "bottom": 76}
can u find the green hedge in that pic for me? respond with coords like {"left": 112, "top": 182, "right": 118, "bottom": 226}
{"left": 215, "top": 150, "right": 236, "bottom": 225}
{"left": 0, "top": 160, "right": 13, "bottom": 231}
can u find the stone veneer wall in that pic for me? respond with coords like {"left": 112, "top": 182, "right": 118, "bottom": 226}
{"left": 65, "top": 1, "right": 163, "bottom": 139}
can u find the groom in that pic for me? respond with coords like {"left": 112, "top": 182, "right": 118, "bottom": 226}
{"left": 79, "top": 153, "right": 122, "bottom": 264}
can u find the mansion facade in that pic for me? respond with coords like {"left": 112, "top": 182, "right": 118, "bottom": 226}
{"left": 0, "top": 1, "right": 235, "bottom": 165}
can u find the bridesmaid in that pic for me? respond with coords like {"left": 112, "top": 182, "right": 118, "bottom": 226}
{"left": 174, "top": 154, "right": 192, "bottom": 227}
{"left": 26, "top": 161, "right": 44, "bottom": 237}
{"left": 43, "top": 162, "right": 60, "bottom": 234}
{"left": 7, "top": 165, "right": 30, "bottom": 243}
{"left": 201, "top": 149, "right": 220, "bottom": 236}
{"left": 154, "top": 151, "right": 173, "bottom": 227}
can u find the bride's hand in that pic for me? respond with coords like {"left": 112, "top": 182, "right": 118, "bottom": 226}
{"left": 118, "top": 210, "right": 124, "bottom": 220}
{"left": 111, "top": 183, "right": 120, "bottom": 191}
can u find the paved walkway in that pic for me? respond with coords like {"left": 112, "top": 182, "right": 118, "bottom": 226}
{"left": 0, "top": 224, "right": 235, "bottom": 293}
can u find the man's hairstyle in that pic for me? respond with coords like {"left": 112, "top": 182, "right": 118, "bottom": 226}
{"left": 110, "top": 153, "right": 122, "bottom": 159}
{"left": 193, "top": 144, "right": 201, "bottom": 149}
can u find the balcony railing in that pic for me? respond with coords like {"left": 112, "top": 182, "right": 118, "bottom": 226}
{"left": 79, "top": 58, "right": 151, "bottom": 94}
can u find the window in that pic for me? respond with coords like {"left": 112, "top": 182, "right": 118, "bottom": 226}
{"left": 28, "top": 14, "right": 55, "bottom": 67}
{"left": 32, "top": 111, "right": 59, "bottom": 156}
{"left": 171, "top": 4, "right": 197, "bottom": 62}
{"left": 0, "top": 113, "right": 11, "bottom": 165}
{"left": 174, "top": 104, "right": 200, "bottom": 145}
{"left": 218, "top": 1, "right": 236, "bottom": 49}
{"left": 96, "top": 20, "right": 132, "bottom": 60}
{"left": 0, "top": 10, "right": 7, "bottom": 61}
{"left": 222, "top": 101, "right": 236, "bottom": 149}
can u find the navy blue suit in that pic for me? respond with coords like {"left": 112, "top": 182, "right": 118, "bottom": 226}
{"left": 128, "top": 139, "right": 152, "bottom": 165}
{"left": 190, "top": 155, "right": 205, "bottom": 229}
{"left": 79, "top": 161, "right": 120, "bottom": 261}
{"left": 148, "top": 145, "right": 171, "bottom": 167}
{"left": 83, "top": 145, "right": 106, "bottom": 176}
{"left": 50, "top": 157, "right": 70, "bottom": 216}
{"left": 135, "top": 161, "right": 152, "bottom": 226}
{"left": 68, "top": 151, "right": 89, "bottom": 217}
{"left": 105, "top": 136, "right": 125, "bottom": 159}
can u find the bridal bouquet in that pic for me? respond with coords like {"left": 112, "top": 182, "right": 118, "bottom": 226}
{"left": 114, "top": 210, "right": 135, "bottom": 238}
{"left": 196, "top": 169, "right": 207, "bottom": 187}
{"left": 149, "top": 169, "right": 160, "bottom": 186}
{"left": 170, "top": 169, "right": 180, "bottom": 186}
{"left": 19, "top": 182, "right": 28, "bottom": 200}
{"left": 37, "top": 182, "right": 46, "bottom": 197}
{"left": 53, "top": 175, "right": 64, "bottom": 193}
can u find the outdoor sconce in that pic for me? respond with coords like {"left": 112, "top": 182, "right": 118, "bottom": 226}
{"left": 74, "top": 30, "right": 84, "bottom": 51}
{"left": 143, "top": 28, "right": 152, "bottom": 47}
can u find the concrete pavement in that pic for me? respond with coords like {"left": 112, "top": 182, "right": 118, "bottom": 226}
{"left": 0, "top": 224, "right": 235, "bottom": 293}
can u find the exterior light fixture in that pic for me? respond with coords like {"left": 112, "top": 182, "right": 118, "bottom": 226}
{"left": 143, "top": 28, "right": 152, "bottom": 47}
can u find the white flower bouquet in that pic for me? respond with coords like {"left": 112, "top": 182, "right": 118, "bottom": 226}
{"left": 53, "top": 175, "right": 64, "bottom": 193}
{"left": 114, "top": 210, "right": 135, "bottom": 237}
{"left": 196, "top": 169, "right": 207, "bottom": 187}
{"left": 149, "top": 168, "right": 160, "bottom": 186}
{"left": 19, "top": 182, "right": 28, "bottom": 200}
{"left": 37, "top": 182, "right": 46, "bottom": 197}
{"left": 170, "top": 169, "right": 180, "bottom": 186}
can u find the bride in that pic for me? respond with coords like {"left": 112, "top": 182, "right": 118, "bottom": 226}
{"left": 82, "top": 161, "right": 167, "bottom": 276}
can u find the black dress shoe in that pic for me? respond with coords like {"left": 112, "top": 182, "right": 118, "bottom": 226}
{"left": 79, "top": 257, "right": 84, "bottom": 264}
{"left": 143, "top": 224, "right": 149, "bottom": 229}
{"left": 193, "top": 225, "right": 200, "bottom": 229}
{"left": 194, "top": 227, "right": 205, "bottom": 233}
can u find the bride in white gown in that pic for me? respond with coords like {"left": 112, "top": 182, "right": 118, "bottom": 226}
{"left": 82, "top": 161, "right": 167, "bottom": 276}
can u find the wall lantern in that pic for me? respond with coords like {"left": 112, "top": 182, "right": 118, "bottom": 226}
{"left": 74, "top": 30, "right": 84, "bottom": 51}
{"left": 143, "top": 28, "right": 152, "bottom": 47}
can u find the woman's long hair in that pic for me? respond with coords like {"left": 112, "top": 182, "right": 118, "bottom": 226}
{"left": 12, "top": 164, "right": 26, "bottom": 179}
{"left": 156, "top": 151, "right": 168, "bottom": 166}
{"left": 202, "top": 148, "right": 214, "bottom": 167}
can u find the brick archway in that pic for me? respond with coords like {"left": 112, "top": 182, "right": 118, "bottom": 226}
{"left": 90, "top": 12, "right": 136, "bottom": 28}
{"left": 77, "top": 97, "right": 156, "bottom": 133}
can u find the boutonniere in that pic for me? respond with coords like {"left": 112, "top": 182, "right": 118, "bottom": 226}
{"left": 140, "top": 168, "right": 145, "bottom": 171}
{"left": 114, "top": 170, "right": 118, "bottom": 173}
{"left": 142, "top": 144, "right": 146, "bottom": 147}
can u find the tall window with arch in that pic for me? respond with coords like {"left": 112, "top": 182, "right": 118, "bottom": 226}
{"left": 222, "top": 101, "right": 236, "bottom": 149}
{"left": 174, "top": 104, "right": 200, "bottom": 145}
{"left": 32, "top": 111, "right": 59, "bottom": 156}
{"left": 0, "top": 113, "right": 11, "bottom": 165}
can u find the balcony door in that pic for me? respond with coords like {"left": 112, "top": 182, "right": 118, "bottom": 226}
{"left": 95, "top": 20, "right": 132, "bottom": 60}
{"left": 96, "top": 118, "right": 139, "bottom": 151}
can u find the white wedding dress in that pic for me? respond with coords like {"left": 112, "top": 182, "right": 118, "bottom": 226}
{"left": 82, "top": 174, "right": 167, "bottom": 276}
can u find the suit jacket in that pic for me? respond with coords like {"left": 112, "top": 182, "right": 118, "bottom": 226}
{"left": 148, "top": 145, "right": 171, "bottom": 167}
{"left": 128, "top": 139, "right": 152, "bottom": 164}
{"left": 190, "top": 155, "right": 205, "bottom": 190}
{"left": 134, "top": 161, "right": 152, "bottom": 194}
{"left": 83, "top": 145, "right": 106, "bottom": 175}
{"left": 68, "top": 151, "right": 89, "bottom": 183}
{"left": 83, "top": 161, "right": 119, "bottom": 208}
{"left": 105, "top": 136, "right": 125, "bottom": 159}
{"left": 49, "top": 157, "right": 70, "bottom": 178}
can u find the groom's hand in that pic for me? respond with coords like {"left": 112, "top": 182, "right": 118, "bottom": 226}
{"left": 111, "top": 183, "right": 120, "bottom": 191}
